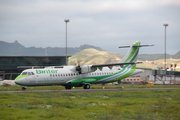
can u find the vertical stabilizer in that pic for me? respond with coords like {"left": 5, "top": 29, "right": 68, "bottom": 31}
{"left": 119, "top": 41, "right": 140, "bottom": 63}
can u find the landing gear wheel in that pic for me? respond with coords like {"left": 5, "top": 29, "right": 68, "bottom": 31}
{"left": 22, "top": 86, "right": 26, "bottom": 91}
{"left": 65, "top": 86, "right": 72, "bottom": 90}
{"left": 83, "top": 84, "right": 90, "bottom": 89}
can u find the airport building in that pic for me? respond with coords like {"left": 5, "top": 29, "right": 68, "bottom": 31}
{"left": 121, "top": 68, "right": 152, "bottom": 85}
{"left": 122, "top": 68, "right": 180, "bottom": 85}
{"left": 0, "top": 56, "right": 68, "bottom": 80}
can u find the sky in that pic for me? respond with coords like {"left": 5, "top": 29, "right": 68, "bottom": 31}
{"left": 0, "top": 0, "right": 180, "bottom": 55}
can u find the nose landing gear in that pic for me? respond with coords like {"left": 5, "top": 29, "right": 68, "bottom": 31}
{"left": 22, "top": 86, "right": 27, "bottom": 91}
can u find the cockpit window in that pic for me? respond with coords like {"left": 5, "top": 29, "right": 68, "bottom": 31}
{"left": 22, "top": 72, "right": 34, "bottom": 75}
{"left": 28, "top": 72, "right": 32, "bottom": 75}
{"left": 22, "top": 72, "right": 27, "bottom": 75}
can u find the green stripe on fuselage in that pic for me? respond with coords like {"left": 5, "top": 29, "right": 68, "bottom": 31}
{"left": 102, "top": 64, "right": 136, "bottom": 83}
{"left": 66, "top": 64, "right": 135, "bottom": 86}
{"left": 109, "top": 64, "right": 136, "bottom": 83}
{"left": 14, "top": 82, "right": 26, "bottom": 86}
{"left": 15, "top": 75, "right": 30, "bottom": 80}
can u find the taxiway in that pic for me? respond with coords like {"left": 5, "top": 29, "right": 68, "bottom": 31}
{"left": 0, "top": 88, "right": 180, "bottom": 93}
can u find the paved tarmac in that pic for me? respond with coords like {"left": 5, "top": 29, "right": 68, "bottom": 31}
{"left": 0, "top": 88, "right": 180, "bottom": 93}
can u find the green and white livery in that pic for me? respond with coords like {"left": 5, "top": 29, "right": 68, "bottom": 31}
{"left": 15, "top": 41, "right": 152, "bottom": 90}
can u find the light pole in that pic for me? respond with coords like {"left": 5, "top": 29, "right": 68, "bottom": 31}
{"left": 163, "top": 23, "right": 168, "bottom": 83}
{"left": 64, "top": 19, "right": 70, "bottom": 65}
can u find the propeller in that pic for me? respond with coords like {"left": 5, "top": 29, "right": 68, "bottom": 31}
{"left": 76, "top": 65, "right": 82, "bottom": 74}
{"left": 75, "top": 59, "right": 82, "bottom": 74}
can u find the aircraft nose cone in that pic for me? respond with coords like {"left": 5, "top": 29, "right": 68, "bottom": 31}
{"left": 14, "top": 75, "right": 29, "bottom": 86}
{"left": 15, "top": 79, "right": 21, "bottom": 85}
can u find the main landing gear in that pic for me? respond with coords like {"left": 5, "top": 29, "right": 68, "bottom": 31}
{"left": 65, "top": 84, "right": 90, "bottom": 90}
{"left": 65, "top": 86, "right": 72, "bottom": 90}
{"left": 83, "top": 84, "right": 90, "bottom": 89}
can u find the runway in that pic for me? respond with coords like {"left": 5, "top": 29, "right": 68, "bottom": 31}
{"left": 0, "top": 88, "right": 180, "bottom": 93}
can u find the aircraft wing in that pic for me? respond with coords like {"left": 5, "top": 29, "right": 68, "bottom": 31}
{"left": 17, "top": 66, "right": 45, "bottom": 69}
{"left": 74, "top": 62, "right": 142, "bottom": 74}
{"left": 91, "top": 62, "right": 142, "bottom": 70}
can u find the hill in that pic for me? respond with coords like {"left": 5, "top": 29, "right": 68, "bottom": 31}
{"left": 173, "top": 51, "right": 180, "bottom": 59}
{"left": 68, "top": 48, "right": 180, "bottom": 71}
{"left": 68, "top": 48, "right": 124, "bottom": 65}
{"left": 136, "top": 59, "right": 180, "bottom": 70}
{"left": 138, "top": 54, "right": 169, "bottom": 61}
{"left": 138, "top": 51, "right": 180, "bottom": 61}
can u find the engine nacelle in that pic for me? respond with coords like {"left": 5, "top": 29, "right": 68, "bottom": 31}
{"left": 68, "top": 65, "right": 97, "bottom": 74}
{"left": 80, "top": 65, "right": 97, "bottom": 74}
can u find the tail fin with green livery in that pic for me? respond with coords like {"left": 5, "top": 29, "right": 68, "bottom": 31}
{"left": 119, "top": 41, "right": 154, "bottom": 63}
{"left": 119, "top": 41, "right": 140, "bottom": 63}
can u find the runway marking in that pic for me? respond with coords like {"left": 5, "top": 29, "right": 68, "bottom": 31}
{"left": 0, "top": 88, "right": 180, "bottom": 93}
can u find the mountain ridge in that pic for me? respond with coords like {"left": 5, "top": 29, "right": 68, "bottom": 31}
{"left": 0, "top": 41, "right": 179, "bottom": 60}
{"left": 0, "top": 41, "right": 104, "bottom": 56}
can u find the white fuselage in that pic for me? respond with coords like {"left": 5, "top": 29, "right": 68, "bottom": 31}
{"left": 15, "top": 65, "right": 142, "bottom": 86}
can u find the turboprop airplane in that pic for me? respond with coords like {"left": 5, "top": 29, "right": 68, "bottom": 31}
{"left": 14, "top": 41, "right": 153, "bottom": 90}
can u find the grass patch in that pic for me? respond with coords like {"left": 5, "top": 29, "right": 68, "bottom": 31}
{"left": 0, "top": 89, "right": 180, "bottom": 119}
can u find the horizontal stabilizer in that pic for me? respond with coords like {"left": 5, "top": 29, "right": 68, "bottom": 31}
{"left": 119, "top": 44, "right": 154, "bottom": 48}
